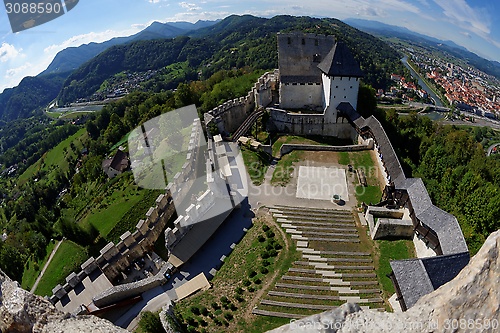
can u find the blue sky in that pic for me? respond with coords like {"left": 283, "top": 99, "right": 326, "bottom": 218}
{"left": 0, "top": 0, "right": 499, "bottom": 92}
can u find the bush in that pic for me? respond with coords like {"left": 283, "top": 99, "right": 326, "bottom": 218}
{"left": 258, "top": 235, "right": 266, "bottom": 242}
{"left": 214, "top": 318, "right": 222, "bottom": 326}
{"left": 224, "top": 312, "right": 234, "bottom": 321}
{"left": 187, "top": 325, "right": 197, "bottom": 333}
{"left": 235, "top": 294, "right": 245, "bottom": 302}
{"left": 248, "top": 270, "right": 257, "bottom": 278}
{"left": 211, "top": 302, "right": 220, "bottom": 310}
{"left": 248, "top": 286, "right": 255, "bottom": 292}
{"left": 214, "top": 309, "right": 222, "bottom": 316}
{"left": 260, "top": 251, "right": 270, "bottom": 259}
{"left": 190, "top": 306, "right": 200, "bottom": 315}
{"left": 200, "top": 306, "right": 208, "bottom": 316}
{"left": 220, "top": 296, "right": 229, "bottom": 304}
{"left": 274, "top": 242, "right": 283, "bottom": 250}
{"left": 260, "top": 266, "right": 269, "bottom": 274}
{"left": 262, "top": 259, "right": 270, "bottom": 266}
{"left": 269, "top": 249, "right": 278, "bottom": 257}
{"left": 266, "top": 230, "right": 275, "bottom": 238}
{"left": 243, "top": 279, "right": 251, "bottom": 286}
{"left": 199, "top": 319, "right": 208, "bottom": 327}
{"left": 186, "top": 317, "right": 198, "bottom": 327}
{"left": 266, "top": 243, "right": 274, "bottom": 251}
{"left": 229, "top": 303, "right": 237, "bottom": 311}
{"left": 254, "top": 278, "right": 262, "bottom": 284}
{"left": 235, "top": 287, "right": 244, "bottom": 294}
{"left": 138, "top": 311, "right": 165, "bottom": 333}
{"left": 262, "top": 225, "right": 270, "bottom": 232}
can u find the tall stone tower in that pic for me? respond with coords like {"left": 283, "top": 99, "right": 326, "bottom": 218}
{"left": 317, "top": 42, "right": 364, "bottom": 122}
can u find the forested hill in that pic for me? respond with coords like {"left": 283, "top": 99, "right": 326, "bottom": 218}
{"left": 57, "top": 15, "right": 405, "bottom": 104}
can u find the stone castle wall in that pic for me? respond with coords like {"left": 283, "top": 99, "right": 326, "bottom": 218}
{"left": 50, "top": 118, "right": 207, "bottom": 309}
{"left": 205, "top": 70, "right": 277, "bottom": 134}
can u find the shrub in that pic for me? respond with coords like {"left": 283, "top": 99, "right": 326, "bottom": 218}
{"left": 266, "top": 243, "right": 274, "bottom": 251}
{"left": 260, "top": 251, "right": 270, "bottom": 259}
{"left": 260, "top": 266, "right": 269, "bottom": 274}
{"left": 187, "top": 325, "right": 197, "bottom": 333}
{"left": 274, "top": 242, "right": 283, "bottom": 250}
{"left": 200, "top": 306, "right": 208, "bottom": 316}
{"left": 248, "top": 286, "right": 255, "bottom": 292}
{"left": 220, "top": 296, "right": 229, "bottom": 304}
{"left": 269, "top": 249, "right": 278, "bottom": 257}
{"left": 211, "top": 302, "right": 220, "bottom": 310}
{"left": 199, "top": 319, "right": 208, "bottom": 327}
{"left": 235, "top": 287, "right": 244, "bottom": 294}
{"left": 258, "top": 235, "right": 266, "bottom": 242}
{"left": 262, "top": 259, "right": 270, "bottom": 266}
{"left": 266, "top": 230, "right": 275, "bottom": 238}
{"left": 224, "top": 312, "right": 234, "bottom": 321}
{"left": 214, "top": 309, "right": 222, "bottom": 316}
{"left": 243, "top": 279, "right": 251, "bottom": 286}
{"left": 190, "top": 306, "right": 200, "bottom": 315}
{"left": 262, "top": 225, "right": 270, "bottom": 232}
{"left": 248, "top": 270, "right": 257, "bottom": 278}
{"left": 254, "top": 278, "right": 262, "bottom": 284}
{"left": 214, "top": 318, "right": 222, "bottom": 326}
{"left": 229, "top": 303, "right": 237, "bottom": 311}
{"left": 235, "top": 295, "right": 245, "bottom": 302}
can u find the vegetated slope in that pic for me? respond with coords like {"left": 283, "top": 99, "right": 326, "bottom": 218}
{"left": 0, "top": 73, "right": 67, "bottom": 121}
{"left": 346, "top": 18, "right": 500, "bottom": 79}
{"left": 57, "top": 15, "right": 405, "bottom": 104}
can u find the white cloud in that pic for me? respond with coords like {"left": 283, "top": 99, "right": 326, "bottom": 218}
{"left": 179, "top": 2, "right": 202, "bottom": 11}
{"left": 165, "top": 10, "right": 229, "bottom": 23}
{"left": 432, "top": 0, "right": 500, "bottom": 48}
{"left": 0, "top": 43, "right": 23, "bottom": 63}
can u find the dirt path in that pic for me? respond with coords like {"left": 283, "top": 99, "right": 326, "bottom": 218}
{"left": 244, "top": 207, "right": 291, "bottom": 319}
{"left": 31, "top": 239, "right": 63, "bottom": 293}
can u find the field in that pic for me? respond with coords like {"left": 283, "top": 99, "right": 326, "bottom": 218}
{"left": 21, "top": 240, "right": 56, "bottom": 291}
{"left": 18, "top": 128, "right": 87, "bottom": 185}
{"left": 33, "top": 240, "right": 88, "bottom": 297}
{"left": 241, "top": 146, "right": 270, "bottom": 185}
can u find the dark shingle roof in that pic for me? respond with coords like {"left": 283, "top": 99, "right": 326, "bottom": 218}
{"left": 402, "top": 178, "right": 469, "bottom": 255}
{"left": 317, "top": 42, "right": 364, "bottom": 78}
{"left": 390, "top": 252, "right": 469, "bottom": 309}
{"left": 390, "top": 259, "right": 434, "bottom": 309}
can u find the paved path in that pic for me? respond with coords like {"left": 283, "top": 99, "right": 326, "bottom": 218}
{"left": 31, "top": 239, "right": 63, "bottom": 293}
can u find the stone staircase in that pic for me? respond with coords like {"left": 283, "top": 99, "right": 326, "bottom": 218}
{"left": 252, "top": 205, "right": 384, "bottom": 319}
{"left": 231, "top": 108, "right": 264, "bottom": 141}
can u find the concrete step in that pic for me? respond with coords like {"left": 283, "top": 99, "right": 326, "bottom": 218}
{"left": 261, "top": 299, "right": 336, "bottom": 311}
{"left": 294, "top": 261, "right": 374, "bottom": 270}
{"left": 301, "top": 237, "right": 360, "bottom": 243}
{"left": 280, "top": 220, "right": 355, "bottom": 228}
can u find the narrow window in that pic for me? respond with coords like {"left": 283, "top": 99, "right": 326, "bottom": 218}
{"left": 302, "top": 38, "right": 305, "bottom": 45}
{"left": 287, "top": 37, "right": 291, "bottom": 44}
{"left": 315, "top": 39, "right": 319, "bottom": 46}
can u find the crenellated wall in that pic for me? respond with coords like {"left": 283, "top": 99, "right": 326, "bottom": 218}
{"left": 205, "top": 70, "right": 277, "bottom": 134}
{"left": 49, "top": 118, "right": 206, "bottom": 309}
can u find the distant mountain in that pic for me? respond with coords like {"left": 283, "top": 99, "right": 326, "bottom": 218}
{"left": 0, "top": 20, "right": 217, "bottom": 120}
{"left": 345, "top": 18, "right": 500, "bottom": 79}
{"left": 40, "top": 20, "right": 217, "bottom": 76}
{"left": 57, "top": 15, "right": 405, "bottom": 104}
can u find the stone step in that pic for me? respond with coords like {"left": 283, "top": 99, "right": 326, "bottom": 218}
{"left": 252, "top": 308, "right": 305, "bottom": 319}
{"left": 281, "top": 215, "right": 355, "bottom": 223}
{"left": 279, "top": 220, "right": 355, "bottom": 228}
{"left": 302, "top": 237, "right": 360, "bottom": 243}
{"left": 294, "top": 261, "right": 374, "bottom": 270}
{"left": 296, "top": 231, "right": 359, "bottom": 238}
{"left": 301, "top": 257, "right": 372, "bottom": 263}
{"left": 284, "top": 225, "right": 358, "bottom": 233}
{"left": 288, "top": 268, "right": 377, "bottom": 279}
{"left": 267, "top": 291, "right": 384, "bottom": 304}
{"left": 261, "top": 299, "right": 336, "bottom": 311}
{"left": 283, "top": 275, "right": 379, "bottom": 286}
{"left": 273, "top": 205, "right": 352, "bottom": 216}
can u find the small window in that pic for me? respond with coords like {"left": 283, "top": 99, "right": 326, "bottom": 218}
{"left": 302, "top": 38, "right": 305, "bottom": 45}
{"left": 313, "top": 54, "right": 321, "bottom": 63}
{"left": 315, "top": 39, "right": 319, "bottom": 46}
{"left": 287, "top": 37, "right": 291, "bottom": 44}
{"left": 336, "top": 86, "right": 339, "bottom": 89}
{"left": 344, "top": 96, "right": 347, "bottom": 99}
{"left": 350, "top": 86, "right": 353, "bottom": 89}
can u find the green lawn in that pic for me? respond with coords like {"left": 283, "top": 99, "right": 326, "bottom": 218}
{"left": 18, "top": 128, "right": 86, "bottom": 185}
{"left": 338, "top": 151, "right": 350, "bottom": 165}
{"left": 375, "top": 239, "right": 416, "bottom": 300}
{"left": 21, "top": 240, "right": 56, "bottom": 291}
{"left": 271, "top": 150, "right": 303, "bottom": 186}
{"left": 355, "top": 185, "right": 382, "bottom": 205}
{"left": 34, "top": 240, "right": 88, "bottom": 297}
{"left": 241, "top": 147, "right": 270, "bottom": 185}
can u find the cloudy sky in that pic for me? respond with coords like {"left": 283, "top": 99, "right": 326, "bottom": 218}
{"left": 0, "top": 0, "right": 499, "bottom": 92}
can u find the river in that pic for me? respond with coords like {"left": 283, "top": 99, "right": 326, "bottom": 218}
{"left": 401, "top": 56, "right": 443, "bottom": 107}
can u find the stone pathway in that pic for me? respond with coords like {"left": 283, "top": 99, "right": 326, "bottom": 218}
{"left": 31, "top": 239, "right": 63, "bottom": 293}
{"left": 253, "top": 205, "right": 384, "bottom": 319}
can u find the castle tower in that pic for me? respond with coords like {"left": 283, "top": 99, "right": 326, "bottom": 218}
{"left": 318, "top": 42, "right": 364, "bottom": 122}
